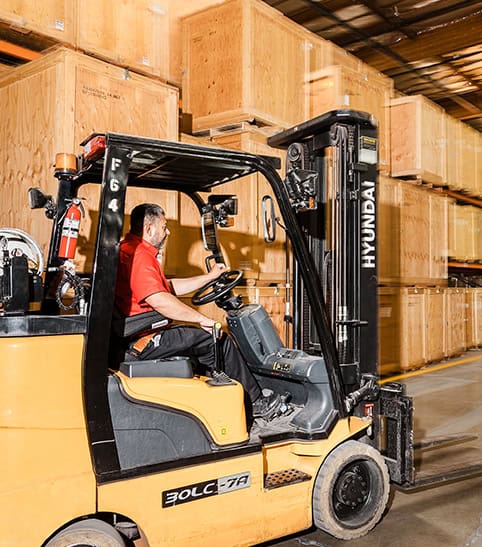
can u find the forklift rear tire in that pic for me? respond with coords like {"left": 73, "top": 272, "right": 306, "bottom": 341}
{"left": 45, "top": 518, "right": 126, "bottom": 547}
{"left": 312, "top": 440, "right": 390, "bottom": 540}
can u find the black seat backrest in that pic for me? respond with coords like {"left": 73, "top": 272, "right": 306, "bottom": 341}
{"left": 112, "top": 308, "right": 170, "bottom": 339}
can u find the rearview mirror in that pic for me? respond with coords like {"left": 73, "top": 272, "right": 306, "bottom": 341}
{"left": 201, "top": 211, "right": 219, "bottom": 252}
{"left": 262, "top": 195, "right": 277, "bottom": 243}
{"left": 28, "top": 188, "right": 57, "bottom": 219}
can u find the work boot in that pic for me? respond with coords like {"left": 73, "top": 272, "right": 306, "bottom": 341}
{"left": 252, "top": 389, "right": 282, "bottom": 419}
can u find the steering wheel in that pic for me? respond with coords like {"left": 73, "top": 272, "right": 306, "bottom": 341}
{"left": 191, "top": 270, "right": 243, "bottom": 306}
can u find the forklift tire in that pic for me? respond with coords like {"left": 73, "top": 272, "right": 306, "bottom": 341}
{"left": 45, "top": 518, "right": 126, "bottom": 547}
{"left": 312, "top": 440, "right": 390, "bottom": 540}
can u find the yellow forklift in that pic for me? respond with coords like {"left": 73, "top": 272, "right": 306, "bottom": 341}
{"left": 1, "top": 111, "right": 480, "bottom": 546}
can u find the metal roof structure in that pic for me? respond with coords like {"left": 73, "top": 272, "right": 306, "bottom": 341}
{"left": 263, "top": 0, "right": 482, "bottom": 131}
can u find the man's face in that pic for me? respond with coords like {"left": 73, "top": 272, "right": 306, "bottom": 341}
{"left": 145, "top": 215, "right": 170, "bottom": 250}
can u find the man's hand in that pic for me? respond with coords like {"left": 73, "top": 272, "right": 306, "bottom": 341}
{"left": 199, "top": 316, "right": 219, "bottom": 332}
{"left": 207, "top": 262, "right": 227, "bottom": 281}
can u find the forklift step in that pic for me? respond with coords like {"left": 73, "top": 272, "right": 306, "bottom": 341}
{"left": 264, "top": 468, "right": 311, "bottom": 490}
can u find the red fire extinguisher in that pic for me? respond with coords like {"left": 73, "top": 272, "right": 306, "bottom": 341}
{"left": 58, "top": 198, "right": 85, "bottom": 259}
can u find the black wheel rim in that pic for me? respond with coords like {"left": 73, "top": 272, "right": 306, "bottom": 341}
{"left": 332, "top": 460, "right": 375, "bottom": 526}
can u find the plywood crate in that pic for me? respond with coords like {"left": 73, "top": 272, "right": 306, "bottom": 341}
{"left": 476, "top": 131, "right": 482, "bottom": 197}
{"left": 178, "top": 126, "right": 286, "bottom": 281}
{"left": 445, "top": 114, "right": 463, "bottom": 191}
{"left": 168, "top": 0, "right": 226, "bottom": 85}
{"left": 378, "top": 176, "right": 448, "bottom": 285}
{"left": 458, "top": 122, "right": 478, "bottom": 195}
{"left": 77, "top": 0, "right": 169, "bottom": 78}
{"left": 309, "top": 65, "right": 392, "bottom": 171}
{"left": 309, "top": 34, "right": 361, "bottom": 75}
{"left": 0, "top": 0, "right": 75, "bottom": 44}
{"left": 379, "top": 287, "right": 426, "bottom": 374}
{"left": 448, "top": 204, "right": 479, "bottom": 262}
{"left": 466, "top": 288, "right": 482, "bottom": 348}
{"left": 424, "top": 288, "right": 445, "bottom": 362}
{"left": 0, "top": 47, "right": 179, "bottom": 270}
{"left": 182, "top": 0, "right": 312, "bottom": 131}
{"left": 443, "top": 288, "right": 467, "bottom": 357}
{"left": 390, "top": 95, "right": 446, "bottom": 184}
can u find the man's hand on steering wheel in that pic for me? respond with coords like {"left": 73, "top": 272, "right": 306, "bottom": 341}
{"left": 206, "top": 262, "right": 227, "bottom": 281}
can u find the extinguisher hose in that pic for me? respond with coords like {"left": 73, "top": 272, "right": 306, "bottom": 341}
{"left": 55, "top": 269, "right": 85, "bottom": 312}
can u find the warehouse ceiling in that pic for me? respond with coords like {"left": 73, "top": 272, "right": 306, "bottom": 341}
{"left": 263, "top": 0, "right": 482, "bottom": 131}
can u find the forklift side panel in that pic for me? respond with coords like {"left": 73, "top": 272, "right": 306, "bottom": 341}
{"left": 0, "top": 334, "right": 95, "bottom": 546}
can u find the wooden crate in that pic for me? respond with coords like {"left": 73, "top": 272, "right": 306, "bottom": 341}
{"left": 466, "top": 288, "right": 482, "bottom": 348}
{"left": 424, "top": 288, "right": 445, "bottom": 362}
{"left": 77, "top": 0, "right": 169, "bottom": 78}
{"left": 178, "top": 127, "right": 286, "bottom": 281}
{"left": 0, "top": 0, "right": 75, "bottom": 43}
{"left": 448, "top": 204, "right": 479, "bottom": 262}
{"left": 0, "top": 47, "right": 179, "bottom": 270}
{"left": 378, "top": 287, "right": 426, "bottom": 374}
{"left": 390, "top": 95, "right": 447, "bottom": 184}
{"left": 309, "top": 34, "right": 361, "bottom": 75}
{"left": 477, "top": 131, "right": 482, "bottom": 197}
{"left": 458, "top": 122, "right": 478, "bottom": 195}
{"left": 378, "top": 177, "right": 448, "bottom": 285}
{"left": 445, "top": 114, "right": 463, "bottom": 191}
{"left": 168, "top": 0, "right": 226, "bottom": 85}
{"left": 309, "top": 65, "right": 392, "bottom": 171}
{"left": 443, "top": 288, "right": 467, "bottom": 357}
{"left": 182, "top": 0, "right": 311, "bottom": 131}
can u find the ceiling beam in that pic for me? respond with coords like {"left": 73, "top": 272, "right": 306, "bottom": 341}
{"left": 356, "top": 12, "right": 482, "bottom": 71}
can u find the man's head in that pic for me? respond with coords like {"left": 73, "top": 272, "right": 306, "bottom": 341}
{"left": 130, "top": 203, "right": 170, "bottom": 250}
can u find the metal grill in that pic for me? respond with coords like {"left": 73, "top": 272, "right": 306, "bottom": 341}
{"left": 264, "top": 468, "right": 311, "bottom": 490}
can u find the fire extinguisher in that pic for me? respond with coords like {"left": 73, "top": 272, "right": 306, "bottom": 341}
{"left": 58, "top": 198, "right": 85, "bottom": 260}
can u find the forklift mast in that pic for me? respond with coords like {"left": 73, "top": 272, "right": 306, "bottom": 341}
{"left": 269, "top": 110, "right": 378, "bottom": 391}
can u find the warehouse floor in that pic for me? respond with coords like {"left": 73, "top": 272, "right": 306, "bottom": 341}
{"left": 268, "top": 350, "right": 482, "bottom": 547}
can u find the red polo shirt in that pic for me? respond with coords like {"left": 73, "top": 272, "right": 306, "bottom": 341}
{"left": 115, "top": 233, "right": 171, "bottom": 317}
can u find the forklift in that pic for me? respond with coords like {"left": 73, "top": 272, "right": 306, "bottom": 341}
{"left": 1, "top": 111, "right": 481, "bottom": 546}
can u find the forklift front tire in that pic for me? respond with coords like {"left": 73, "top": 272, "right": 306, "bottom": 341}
{"left": 45, "top": 518, "right": 126, "bottom": 547}
{"left": 312, "top": 440, "right": 390, "bottom": 540}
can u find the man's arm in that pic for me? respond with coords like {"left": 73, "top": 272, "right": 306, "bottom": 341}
{"left": 145, "top": 291, "right": 216, "bottom": 330}
{"left": 170, "top": 263, "right": 227, "bottom": 296}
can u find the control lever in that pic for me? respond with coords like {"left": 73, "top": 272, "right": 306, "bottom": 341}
{"left": 207, "top": 322, "right": 235, "bottom": 386}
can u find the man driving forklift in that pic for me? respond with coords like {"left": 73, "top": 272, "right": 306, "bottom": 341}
{"left": 114, "top": 203, "right": 282, "bottom": 419}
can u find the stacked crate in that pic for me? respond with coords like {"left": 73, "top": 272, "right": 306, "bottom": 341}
{"left": 0, "top": 48, "right": 179, "bottom": 271}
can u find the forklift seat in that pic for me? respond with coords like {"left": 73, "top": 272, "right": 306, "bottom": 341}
{"left": 119, "top": 356, "right": 194, "bottom": 378}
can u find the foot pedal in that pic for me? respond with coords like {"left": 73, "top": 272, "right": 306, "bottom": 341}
{"left": 264, "top": 468, "right": 311, "bottom": 490}
{"left": 207, "top": 370, "right": 236, "bottom": 386}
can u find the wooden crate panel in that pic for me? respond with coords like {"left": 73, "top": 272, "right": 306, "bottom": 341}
{"left": 459, "top": 123, "right": 478, "bottom": 195}
{"left": 182, "top": 0, "right": 310, "bottom": 131}
{"left": 0, "top": 48, "right": 179, "bottom": 270}
{"left": 477, "top": 132, "right": 482, "bottom": 197}
{"left": 378, "top": 177, "right": 447, "bottom": 285}
{"left": 178, "top": 127, "right": 286, "bottom": 280}
{"left": 309, "top": 35, "right": 361, "bottom": 75}
{"left": 379, "top": 287, "right": 426, "bottom": 374}
{"left": 448, "top": 203, "right": 478, "bottom": 261}
{"left": 309, "top": 65, "right": 392, "bottom": 171}
{"left": 0, "top": 0, "right": 75, "bottom": 43}
{"left": 424, "top": 288, "right": 444, "bottom": 362}
{"left": 168, "top": 0, "right": 226, "bottom": 85}
{"left": 390, "top": 95, "right": 446, "bottom": 184}
{"left": 445, "top": 114, "right": 462, "bottom": 191}
{"left": 443, "top": 288, "right": 467, "bottom": 357}
{"left": 466, "top": 288, "right": 482, "bottom": 347}
{"left": 77, "top": 0, "right": 169, "bottom": 78}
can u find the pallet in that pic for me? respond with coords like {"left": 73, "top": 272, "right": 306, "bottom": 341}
{"left": 192, "top": 120, "right": 282, "bottom": 139}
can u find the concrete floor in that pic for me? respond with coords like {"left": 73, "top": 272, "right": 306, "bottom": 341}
{"left": 265, "top": 350, "right": 482, "bottom": 547}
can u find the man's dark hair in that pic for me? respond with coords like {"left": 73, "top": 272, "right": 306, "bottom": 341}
{"left": 130, "top": 203, "right": 165, "bottom": 236}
